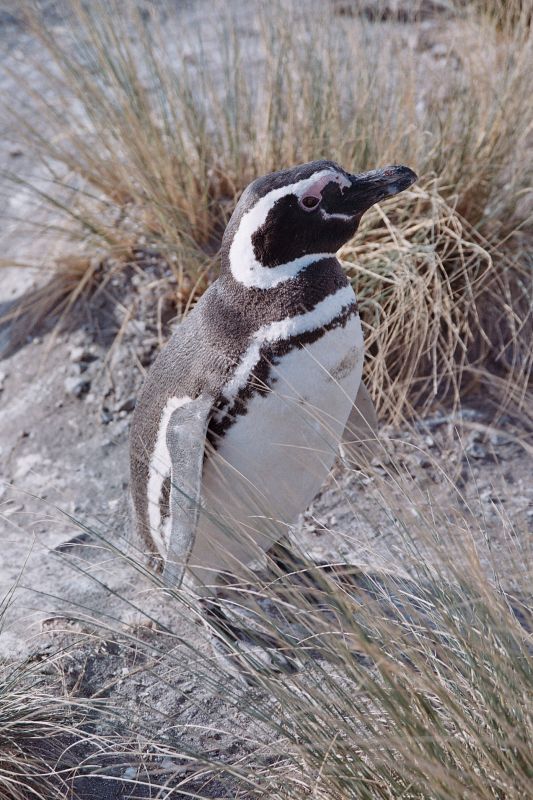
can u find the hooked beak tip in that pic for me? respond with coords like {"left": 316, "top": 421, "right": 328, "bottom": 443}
{"left": 345, "top": 164, "right": 418, "bottom": 209}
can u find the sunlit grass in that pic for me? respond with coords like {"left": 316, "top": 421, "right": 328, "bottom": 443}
{"left": 36, "top": 431, "right": 532, "bottom": 799}
{"left": 0, "top": 1, "right": 532, "bottom": 795}
{"left": 1, "top": 0, "right": 531, "bottom": 419}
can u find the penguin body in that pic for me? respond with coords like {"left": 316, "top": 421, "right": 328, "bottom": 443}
{"left": 130, "top": 160, "right": 417, "bottom": 595}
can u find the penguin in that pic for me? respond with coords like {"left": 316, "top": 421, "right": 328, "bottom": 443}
{"left": 130, "top": 159, "right": 416, "bottom": 664}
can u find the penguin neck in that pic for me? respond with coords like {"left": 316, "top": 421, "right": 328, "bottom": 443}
{"left": 218, "top": 255, "right": 351, "bottom": 321}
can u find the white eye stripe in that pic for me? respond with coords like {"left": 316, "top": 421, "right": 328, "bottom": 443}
{"left": 229, "top": 170, "right": 350, "bottom": 289}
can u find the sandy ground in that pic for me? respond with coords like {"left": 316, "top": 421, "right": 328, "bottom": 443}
{"left": 1, "top": 3, "right": 532, "bottom": 797}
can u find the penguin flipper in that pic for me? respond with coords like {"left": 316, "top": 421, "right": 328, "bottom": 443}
{"left": 163, "top": 394, "right": 213, "bottom": 588}
{"left": 340, "top": 381, "right": 380, "bottom": 465}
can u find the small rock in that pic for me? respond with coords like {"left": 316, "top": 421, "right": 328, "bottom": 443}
{"left": 100, "top": 408, "right": 113, "bottom": 425}
{"left": 69, "top": 345, "right": 86, "bottom": 363}
{"left": 480, "top": 489, "right": 505, "bottom": 504}
{"left": 69, "top": 345, "right": 97, "bottom": 364}
{"left": 71, "top": 361, "right": 88, "bottom": 375}
{"left": 117, "top": 396, "right": 136, "bottom": 413}
{"left": 64, "top": 376, "right": 91, "bottom": 398}
{"left": 122, "top": 767, "right": 137, "bottom": 781}
{"left": 431, "top": 42, "right": 448, "bottom": 58}
{"left": 488, "top": 432, "right": 509, "bottom": 446}
{"left": 465, "top": 442, "right": 487, "bottom": 460}
{"left": 0, "top": 370, "right": 7, "bottom": 391}
{"left": 112, "top": 418, "right": 129, "bottom": 438}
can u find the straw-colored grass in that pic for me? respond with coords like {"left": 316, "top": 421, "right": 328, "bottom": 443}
{"left": 192, "top": 457, "right": 530, "bottom": 798}
{"left": 1, "top": 0, "right": 532, "bottom": 420}
{"left": 343, "top": 183, "right": 533, "bottom": 423}
{"left": 1, "top": 3, "right": 531, "bottom": 795}
{"left": 0, "top": 592, "right": 104, "bottom": 799}
{"left": 46, "top": 436, "right": 532, "bottom": 798}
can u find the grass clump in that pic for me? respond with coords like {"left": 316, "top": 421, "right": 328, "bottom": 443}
{"left": 162, "top": 450, "right": 533, "bottom": 798}
{"left": 1, "top": 0, "right": 532, "bottom": 419}
{"left": 0, "top": 589, "right": 106, "bottom": 799}
{"left": 45, "top": 440, "right": 532, "bottom": 798}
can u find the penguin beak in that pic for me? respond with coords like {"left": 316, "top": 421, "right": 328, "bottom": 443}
{"left": 338, "top": 165, "right": 418, "bottom": 216}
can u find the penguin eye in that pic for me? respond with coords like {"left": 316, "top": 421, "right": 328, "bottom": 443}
{"left": 300, "top": 195, "right": 321, "bottom": 211}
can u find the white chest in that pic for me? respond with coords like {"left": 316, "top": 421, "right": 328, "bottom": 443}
{"left": 193, "top": 312, "right": 364, "bottom": 574}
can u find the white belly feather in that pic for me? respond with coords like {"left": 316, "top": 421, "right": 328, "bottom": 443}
{"left": 188, "top": 312, "right": 363, "bottom": 587}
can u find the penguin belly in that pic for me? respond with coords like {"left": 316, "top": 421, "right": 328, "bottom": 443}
{"left": 187, "top": 314, "right": 364, "bottom": 591}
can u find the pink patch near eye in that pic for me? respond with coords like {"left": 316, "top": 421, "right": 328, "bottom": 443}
{"left": 299, "top": 172, "right": 351, "bottom": 211}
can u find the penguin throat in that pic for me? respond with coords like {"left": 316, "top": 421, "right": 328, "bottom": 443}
{"left": 227, "top": 250, "right": 337, "bottom": 290}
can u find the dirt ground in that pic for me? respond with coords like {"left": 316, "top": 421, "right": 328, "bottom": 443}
{"left": 0, "top": 3, "right": 532, "bottom": 797}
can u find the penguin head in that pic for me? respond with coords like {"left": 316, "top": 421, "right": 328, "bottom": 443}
{"left": 221, "top": 159, "right": 417, "bottom": 289}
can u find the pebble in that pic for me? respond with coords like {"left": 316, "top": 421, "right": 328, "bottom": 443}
{"left": 64, "top": 376, "right": 91, "bottom": 398}
{"left": 122, "top": 766, "right": 137, "bottom": 780}
{"left": 69, "top": 345, "right": 97, "bottom": 364}
{"left": 480, "top": 490, "right": 505, "bottom": 504}
{"left": 117, "top": 396, "right": 136, "bottom": 413}
{"left": 100, "top": 409, "right": 113, "bottom": 424}
{"left": 0, "top": 370, "right": 7, "bottom": 391}
{"left": 489, "top": 432, "right": 509, "bottom": 446}
{"left": 112, "top": 418, "right": 129, "bottom": 438}
{"left": 465, "top": 442, "right": 487, "bottom": 460}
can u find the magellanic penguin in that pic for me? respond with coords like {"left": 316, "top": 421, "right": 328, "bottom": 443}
{"left": 130, "top": 160, "right": 417, "bottom": 621}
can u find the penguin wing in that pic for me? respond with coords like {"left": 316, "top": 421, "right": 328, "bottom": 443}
{"left": 163, "top": 393, "right": 214, "bottom": 587}
{"left": 340, "top": 382, "right": 379, "bottom": 465}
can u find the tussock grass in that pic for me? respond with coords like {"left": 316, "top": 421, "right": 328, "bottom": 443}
{"left": 173, "top": 455, "right": 532, "bottom": 798}
{"left": 1, "top": 0, "right": 532, "bottom": 419}
{"left": 343, "top": 183, "right": 533, "bottom": 422}
{"left": 47, "top": 435, "right": 532, "bottom": 798}
{"left": 2, "top": 3, "right": 531, "bottom": 793}
{"left": 0, "top": 591, "right": 110, "bottom": 799}
{"left": 227, "top": 569, "right": 533, "bottom": 800}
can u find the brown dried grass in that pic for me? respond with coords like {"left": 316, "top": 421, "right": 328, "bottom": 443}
{"left": 1, "top": 0, "right": 532, "bottom": 422}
